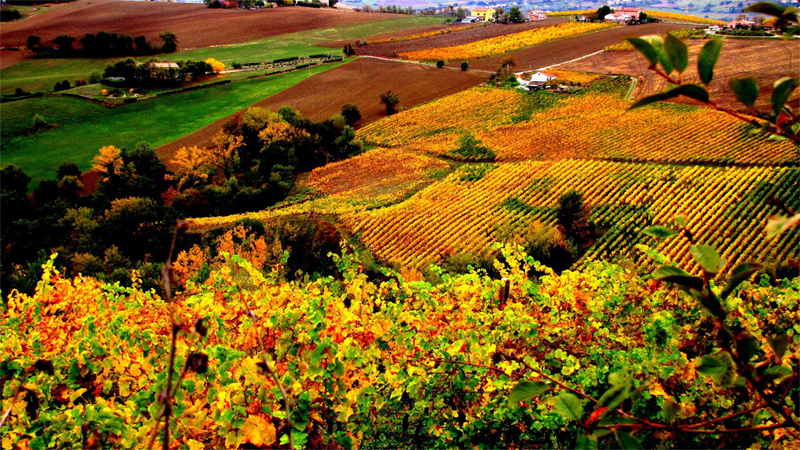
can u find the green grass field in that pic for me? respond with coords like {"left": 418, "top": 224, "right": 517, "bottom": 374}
{"left": 0, "top": 61, "right": 344, "bottom": 185}
{"left": 0, "top": 15, "right": 440, "bottom": 95}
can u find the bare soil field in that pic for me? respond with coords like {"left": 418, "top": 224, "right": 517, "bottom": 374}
{"left": 328, "top": 18, "right": 569, "bottom": 58}
{"left": 560, "top": 38, "right": 800, "bottom": 112}
{"left": 0, "top": 0, "right": 400, "bottom": 53}
{"left": 460, "top": 22, "right": 688, "bottom": 71}
{"left": 323, "top": 22, "right": 459, "bottom": 47}
{"left": 156, "top": 57, "right": 488, "bottom": 164}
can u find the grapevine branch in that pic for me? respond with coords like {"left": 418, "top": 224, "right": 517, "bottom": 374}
{"left": 234, "top": 278, "right": 295, "bottom": 450}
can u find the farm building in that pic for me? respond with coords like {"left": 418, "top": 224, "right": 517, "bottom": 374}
{"left": 470, "top": 7, "right": 496, "bottom": 21}
{"left": 515, "top": 70, "right": 557, "bottom": 88}
{"left": 528, "top": 10, "right": 547, "bottom": 20}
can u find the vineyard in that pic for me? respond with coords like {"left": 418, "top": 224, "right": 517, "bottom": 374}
{"left": 2, "top": 244, "right": 798, "bottom": 449}
{"left": 343, "top": 160, "right": 799, "bottom": 271}
{"left": 397, "top": 22, "right": 616, "bottom": 62}
{"left": 357, "top": 84, "right": 799, "bottom": 165}
{"left": 369, "top": 24, "right": 476, "bottom": 44}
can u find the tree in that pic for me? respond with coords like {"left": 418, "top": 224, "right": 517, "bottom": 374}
{"left": 343, "top": 44, "right": 355, "bottom": 57}
{"left": 508, "top": 6, "right": 523, "bottom": 23}
{"left": 379, "top": 90, "right": 400, "bottom": 115}
{"left": 26, "top": 35, "right": 41, "bottom": 51}
{"left": 52, "top": 35, "right": 76, "bottom": 53}
{"left": 328, "top": 0, "right": 337, "bottom": 6}
{"left": 57, "top": 162, "right": 82, "bottom": 180}
{"left": 556, "top": 190, "right": 591, "bottom": 244}
{"left": 461, "top": 61, "right": 469, "bottom": 71}
{"left": 597, "top": 5, "right": 611, "bottom": 20}
{"left": 160, "top": 31, "right": 178, "bottom": 53}
{"left": 205, "top": 58, "right": 226, "bottom": 73}
{"left": 341, "top": 103, "right": 361, "bottom": 126}
{"left": 436, "top": 60, "right": 445, "bottom": 68}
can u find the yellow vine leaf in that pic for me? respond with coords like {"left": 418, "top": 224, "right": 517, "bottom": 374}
{"left": 242, "top": 415, "right": 276, "bottom": 446}
{"left": 186, "top": 439, "right": 204, "bottom": 450}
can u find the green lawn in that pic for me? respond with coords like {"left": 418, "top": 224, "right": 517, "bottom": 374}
{"left": 0, "top": 15, "right": 441, "bottom": 95}
{"left": 0, "top": 61, "right": 344, "bottom": 185}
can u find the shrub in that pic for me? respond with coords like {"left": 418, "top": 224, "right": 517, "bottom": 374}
{"left": 447, "top": 134, "right": 496, "bottom": 161}
{"left": 88, "top": 71, "right": 102, "bottom": 84}
{"left": 14, "top": 87, "right": 27, "bottom": 96}
{"left": 74, "top": 78, "right": 87, "bottom": 87}
{"left": 461, "top": 61, "right": 469, "bottom": 71}
{"left": 556, "top": 190, "right": 592, "bottom": 244}
{"left": 32, "top": 114, "right": 50, "bottom": 131}
{"left": 54, "top": 80, "right": 71, "bottom": 92}
{"left": 232, "top": 61, "right": 242, "bottom": 69}
{"left": 436, "top": 60, "right": 445, "bottom": 68}
{"left": 341, "top": 103, "right": 361, "bottom": 126}
{"left": 343, "top": 44, "right": 355, "bottom": 57}
{"left": 0, "top": 9, "right": 21, "bottom": 22}
{"left": 379, "top": 90, "right": 400, "bottom": 115}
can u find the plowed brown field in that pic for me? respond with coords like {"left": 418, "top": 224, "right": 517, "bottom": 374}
{"left": 0, "top": 0, "right": 403, "bottom": 53}
{"left": 559, "top": 38, "right": 800, "bottom": 112}
{"left": 156, "top": 57, "right": 488, "bottom": 164}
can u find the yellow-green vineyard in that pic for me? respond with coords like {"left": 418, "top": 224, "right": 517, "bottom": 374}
{"left": 357, "top": 83, "right": 798, "bottom": 165}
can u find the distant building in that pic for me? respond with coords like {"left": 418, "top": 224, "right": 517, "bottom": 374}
{"left": 528, "top": 9, "right": 547, "bottom": 20}
{"left": 729, "top": 18, "right": 756, "bottom": 28}
{"left": 470, "top": 6, "right": 496, "bottom": 21}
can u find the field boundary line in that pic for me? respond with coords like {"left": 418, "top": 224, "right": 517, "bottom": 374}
{"left": 536, "top": 49, "right": 604, "bottom": 71}
{"left": 359, "top": 55, "right": 495, "bottom": 73}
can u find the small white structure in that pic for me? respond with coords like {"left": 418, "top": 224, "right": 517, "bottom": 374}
{"left": 515, "top": 71, "right": 557, "bottom": 89}
{"left": 461, "top": 15, "right": 481, "bottom": 23}
{"left": 528, "top": 9, "right": 547, "bottom": 20}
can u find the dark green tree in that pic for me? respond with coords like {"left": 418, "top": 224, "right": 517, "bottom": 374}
{"left": 341, "top": 103, "right": 361, "bottom": 126}
{"left": 597, "top": 5, "right": 611, "bottom": 20}
{"left": 160, "top": 31, "right": 178, "bottom": 53}
{"left": 52, "top": 35, "right": 76, "bottom": 53}
{"left": 380, "top": 90, "right": 400, "bottom": 115}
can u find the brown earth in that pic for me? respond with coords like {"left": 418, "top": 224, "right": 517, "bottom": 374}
{"left": 330, "top": 18, "right": 569, "bottom": 58}
{"left": 0, "top": 0, "right": 404, "bottom": 59}
{"left": 156, "top": 57, "right": 488, "bottom": 165}
{"left": 459, "top": 22, "right": 689, "bottom": 71}
{"left": 323, "top": 21, "right": 462, "bottom": 47}
{"left": 559, "top": 38, "right": 800, "bottom": 112}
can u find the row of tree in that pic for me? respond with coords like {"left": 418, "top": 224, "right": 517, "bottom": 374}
{"left": 25, "top": 31, "right": 177, "bottom": 58}
{"left": 102, "top": 58, "right": 213, "bottom": 88}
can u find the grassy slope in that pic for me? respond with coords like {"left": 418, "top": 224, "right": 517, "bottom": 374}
{"left": 0, "top": 61, "right": 343, "bottom": 184}
{"left": 0, "top": 16, "right": 440, "bottom": 95}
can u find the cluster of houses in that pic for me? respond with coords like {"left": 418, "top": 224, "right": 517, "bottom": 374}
{"left": 459, "top": 7, "right": 547, "bottom": 23}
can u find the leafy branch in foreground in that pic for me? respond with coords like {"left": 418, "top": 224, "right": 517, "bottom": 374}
{"left": 507, "top": 219, "right": 799, "bottom": 447}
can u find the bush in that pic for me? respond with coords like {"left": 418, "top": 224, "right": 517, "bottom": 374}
{"left": 447, "top": 134, "right": 496, "bottom": 161}
{"left": 379, "top": 90, "right": 400, "bottom": 115}
{"left": 436, "top": 60, "right": 445, "bottom": 68}
{"left": 53, "top": 80, "right": 71, "bottom": 92}
{"left": 461, "top": 61, "right": 469, "bottom": 71}
{"left": 32, "top": 114, "right": 50, "bottom": 131}
{"left": 14, "top": 87, "right": 27, "bottom": 96}
{"left": 232, "top": 61, "right": 242, "bottom": 69}
{"left": 88, "top": 71, "right": 102, "bottom": 84}
{"left": 0, "top": 9, "right": 22, "bottom": 22}
{"left": 343, "top": 44, "right": 355, "bottom": 57}
{"left": 556, "top": 190, "right": 592, "bottom": 244}
{"left": 74, "top": 78, "right": 87, "bottom": 87}
{"left": 341, "top": 103, "right": 361, "bottom": 126}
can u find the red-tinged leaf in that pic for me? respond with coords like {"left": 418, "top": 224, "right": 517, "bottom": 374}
{"left": 586, "top": 407, "right": 608, "bottom": 425}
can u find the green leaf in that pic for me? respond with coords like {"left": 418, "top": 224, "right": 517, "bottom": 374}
{"left": 630, "top": 84, "right": 709, "bottom": 109}
{"left": 664, "top": 33, "right": 689, "bottom": 74}
{"left": 608, "top": 370, "right": 631, "bottom": 387}
{"left": 767, "top": 334, "right": 791, "bottom": 360}
{"left": 644, "top": 35, "right": 674, "bottom": 74}
{"left": 615, "top": 430, "right": 644, "bottom": 450}
{"left": 721, "top": 262, "right": 763, "bottom": 299}
{"left": 743, "top": 2, "right": 787, "bottom": 17}
{"left": 770, "top": 77, "right": 799, "bottom": 117}
{"left": 697, "top": 38, "right": 723, "bottom": 85}
{"left": 784, "top": 25, "right": 800, "bottom": 39}
{"left": 697, "top": 353, "right": 736, "bottom": 387}
{"left": 762, "top": 365, "right": 793, "bottom": 384}
{"left": 662, "top": 399, "right": 679, "bottom": 423}
{"left": 642, "top": 225, "right": 678, "bottom": 238}
{"left": 689, "top": 244, "right": 724, "bottom": 274}
{"left": 509, "top": 380, "right": 549, "bottom": 404}
{"left": 767, "top": 213, "right": 800, "bottom": 239}
{"left": 736, "top": 336, "right": 760, "bottom": 363}
{"left": 626, "top": 37, "right": 659, "bottom": 66}
{"left": 554, "top": 392, "right": 584, "bottom": 421}
{"left": 673, "top": 214, "right": 687, "bottom": 228}
{"left": 653, "top": 265, "right": 705, "bottom": 292}
{"left": 688, "top": 288, "right": 725, "bottom": 320}
{"left": 575, "top": 432, "right": 598, "bottom": 450}
{"left": 729, "top": 76, "right": 759, "bottom": 108}
{"left": 598, "top": 417, "right": 639, "bottom": 427}
{"left": 597, "top": 383, "right": 631, "bottom": 412}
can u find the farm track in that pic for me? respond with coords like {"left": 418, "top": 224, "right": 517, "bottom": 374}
{"left": 0, "top": 0, "right": 410, "bottom": 69}
{"left": 155, "top": 57, "right": 488, "bottom": 165}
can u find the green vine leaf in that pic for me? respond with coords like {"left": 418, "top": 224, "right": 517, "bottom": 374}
{"left": 697, "top": 38, "right": 723, "bottom": 86}
{"left": 653, "top": 265, "right": 704, "bottom": 292}
{"left": 697, "top": 353, "right": 736, "bottom": 387}
{"left": 642, "top": 225, "right": 677, "bottom": 239}
{"left": 664, "top": 33, "right": 689, "bottom": 74}
{"left": 615, "top": 430, "right": 644, "bottom": 450}
{"left": 770, "top": 77, "right": 799, "bottom": 117}
{"left": 509, "top": 380, "right": 549, "bottom": 404}
{"left": 721, "top": 262, "right": 763, "bottom": 299}
{"left": 554, "top": 392, "right": 584, "bottom": 421}
{"left": 689, "top": 244, "right": 724, "bottom": 274}
{"left": 729, "top": 76, "right": 759, "bottom": 108}
{"left": 630, "top": 84, "right": 709, "bottom": 110}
